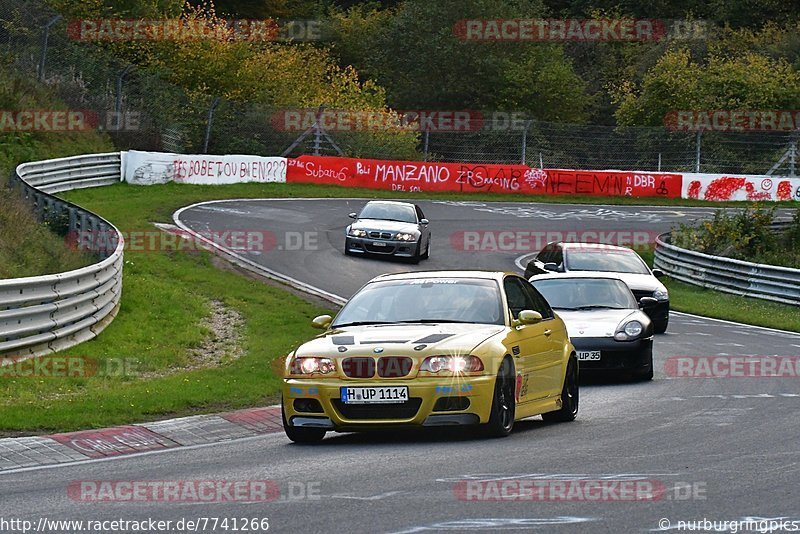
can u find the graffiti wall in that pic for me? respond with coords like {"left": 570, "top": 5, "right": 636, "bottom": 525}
{"left": 122, "top": 150, "right": 287, "bottom": 185}
{"left": 681, "top": 173, "right": 800, "bottom": 202}
{"left": 120, "top": 151, "right": 797, "bottom": 202}
{"left": 286, "top": 155, "right": 683, "bottom": 198}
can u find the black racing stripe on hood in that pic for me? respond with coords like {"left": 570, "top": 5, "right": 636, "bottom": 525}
{"left": 331, "top": 336, "right": 355, "bottom": 345}
{"left": 359, "top": 340, "right": 409, "bottom": 344}
{"left": 412, "top": 333, "right": 455, "bottom": 344}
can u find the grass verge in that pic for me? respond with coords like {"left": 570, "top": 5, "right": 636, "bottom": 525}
{"left": 1, "top": 181, "right": 798, "bottom": 434}
{"left": 662, "top": 278, "right": 800, "bottom": 332}
{"left": 0, "top": 63, "right": 116, "bottom": 277}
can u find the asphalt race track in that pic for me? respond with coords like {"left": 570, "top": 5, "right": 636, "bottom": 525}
{"left": 2, "top": 199, "right": 799, "bottom": 534}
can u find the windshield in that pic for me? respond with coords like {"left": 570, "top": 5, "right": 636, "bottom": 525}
{"left": 532, "top": 278, "right": 637, "bottom": 310}
{"left": 333, "top": 278, "right": 504, "bottom": 326}
{"left": 565, "top": 248, "right": 651, "bottom": 274}
{"left": 358, "top": 202, "right": 417, "bottom": 223}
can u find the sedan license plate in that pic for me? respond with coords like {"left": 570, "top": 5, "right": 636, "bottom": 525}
{"left": 577, "top": 351, "right": 601, "bottom": 361}
{"left": 340, "top": 386, "right": 408, "bottom": 404}
{"left": 372, "top": 241, "right": 387, "bottom": 247}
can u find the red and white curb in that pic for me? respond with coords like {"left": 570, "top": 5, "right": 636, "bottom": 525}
{"left": 0, "top": 406, "right": 283, "bottom": 472}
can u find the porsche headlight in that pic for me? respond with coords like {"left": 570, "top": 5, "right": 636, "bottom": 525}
{"left": 349, "top": 229, "right": 367, "bottom": 238}
{"left": 653, "top": 288, "right": 669, "bottom": 301}
{"left": 614, "top": 320, "right": 644, "bottom": 340}
{"left": 290, "top": 357, "right": 337, "bottom": 376}
{"left": 394, "top": 232, "right": 416, "bottom": 241}
{"left": 420, "top": 355, "right": 484, "bottom": 374}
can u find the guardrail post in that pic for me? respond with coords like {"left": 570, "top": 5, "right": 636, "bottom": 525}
{"left": 37, "top": 15, "right": 62, "bottom": 82}
{"left": 695, "top": 129, "right": 702, "bottom": 172}
{"left": 203, "top": 97, "right": 221, "bottom": 154}
{"left": 115, "top": 65, "right": 134, "bottom": 121}
{"left": 521, "top": 120, "right": 531, "bottom": 164}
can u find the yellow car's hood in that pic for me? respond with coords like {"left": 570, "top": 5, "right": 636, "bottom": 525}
{"left": 295, "top": 323, "right": 505, "bottom": 358}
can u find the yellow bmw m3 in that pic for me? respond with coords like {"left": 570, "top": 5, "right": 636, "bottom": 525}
{"left": 281, "top": 271, "right": 578, "bottom": 443}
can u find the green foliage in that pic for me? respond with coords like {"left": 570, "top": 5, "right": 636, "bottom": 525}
{"left": 543, "top": 0, "right": 800, "bottom": 30}
{"left": 671, "top": 205, "right": 800, "bottom": 268}
{"left": 328, "top": 0, "right": 591, "bottom": 122}
{"left": 614, "top": 48, "right": 800, "bottom": 126}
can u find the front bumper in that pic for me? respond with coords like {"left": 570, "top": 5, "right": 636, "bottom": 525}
{"left": 345, "top": 236, "right": 417, "bottom": 258}
{"left": 283, "top": 376, "right": 496, "bottom": 431}
{"left": 571, "top": 336, "right": 653, "bottom": 372}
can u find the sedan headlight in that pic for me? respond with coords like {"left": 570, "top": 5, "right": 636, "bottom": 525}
{"left": 653, "top": 288, "right": 669, "bottom": 301}
{"left": 394, "top": 232, "right": 416, "bottom": 241}
{"left": 614, "top": 320, "right": 644, "bottom": 341}
{"left": 289, "top": 357, "right": 337, "bottom": 376}
{"left": 420, "top": 355, "right": 483, "bottom": 374}
{"left": 348, "top": 228, "right": 367, "bottom": 238}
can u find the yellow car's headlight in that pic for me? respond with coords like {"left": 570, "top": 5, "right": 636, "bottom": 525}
{"left": 289, "top": 357, "right": 337, "bottom": 376}
{"left": 420, "top": 355, "right": 484, "bottom": 374}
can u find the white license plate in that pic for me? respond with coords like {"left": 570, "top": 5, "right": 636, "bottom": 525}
{"left": 577, "top": 351, "right": 601, "bottom": 361}
{"left": 372, "top": 241, "right": 387, "bottom": 247}
{"left": 340, "top": 386, "right": 409, "bottom": 404}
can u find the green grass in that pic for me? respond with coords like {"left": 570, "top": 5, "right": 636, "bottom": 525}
{"left": 0, "top": 187, "right": 97, "bottom": 277}
{"left": 662, "top": 278, "right": 800, "bottom": 332}
{"left": 0, "top": 62, "right": 116, "bottom": 278}
{"left": 0, "top": 243, "right": 330, "bottom": 434}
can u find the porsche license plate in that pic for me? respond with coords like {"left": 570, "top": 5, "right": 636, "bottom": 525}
{"left": 577, "top": 351, "right": 601, "bottom": 361}
{"left": 340, "top": 386, "right": 409, "bottom": 404}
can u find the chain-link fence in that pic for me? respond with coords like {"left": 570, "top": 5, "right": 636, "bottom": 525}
{"left": 1, "top": 0, "right": 797, "bottom": 175}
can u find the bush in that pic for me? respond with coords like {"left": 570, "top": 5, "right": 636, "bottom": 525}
{"left": 671, "top": 205, "right": 800, "bottom": 268}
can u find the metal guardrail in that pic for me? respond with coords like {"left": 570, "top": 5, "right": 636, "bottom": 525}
{"left": 654, "top": 229, "right": 800, "bottom": 306}
{"left": 1, "top": 153, "right": 124, "bottom": 358}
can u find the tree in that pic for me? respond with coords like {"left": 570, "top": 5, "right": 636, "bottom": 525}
{"left": 329, "top": 0, "right": 591, "bottom": 122}
{"left": 614, "top": 48, "right": 800, "bottom": 126}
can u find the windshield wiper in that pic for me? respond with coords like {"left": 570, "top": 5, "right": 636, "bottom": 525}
{"left": 356, "top": 217, "right": 413, "bottom": 224}
{"left": 333, "top": 321, "right": 399, "bottom": 327}
{"left": 396, "top": 319, "right": 472, "bottom": 324}
{"left": 573, "top": 305, "right": 626, "bottom": 310}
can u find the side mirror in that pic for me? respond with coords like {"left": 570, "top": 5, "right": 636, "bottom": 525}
{"left": 348, "top": 212, "right": 357, "bottom": 219}
{"left": 543, "top": 262, "right": 559, "bottom": 272}
{"left": 652, "top": 268, "right": 665, "bottom": 278}
{"left": 419, "top": 218, "right": 429, "bottom": 225}
{"left": 638, "top": 297, "right": 658, "bottom": 308}
{"left": 311, "top": 314, "right": 333, "bottom": 329}
{"left": 516, "top": 310, "right": 543, "bottom": 326}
